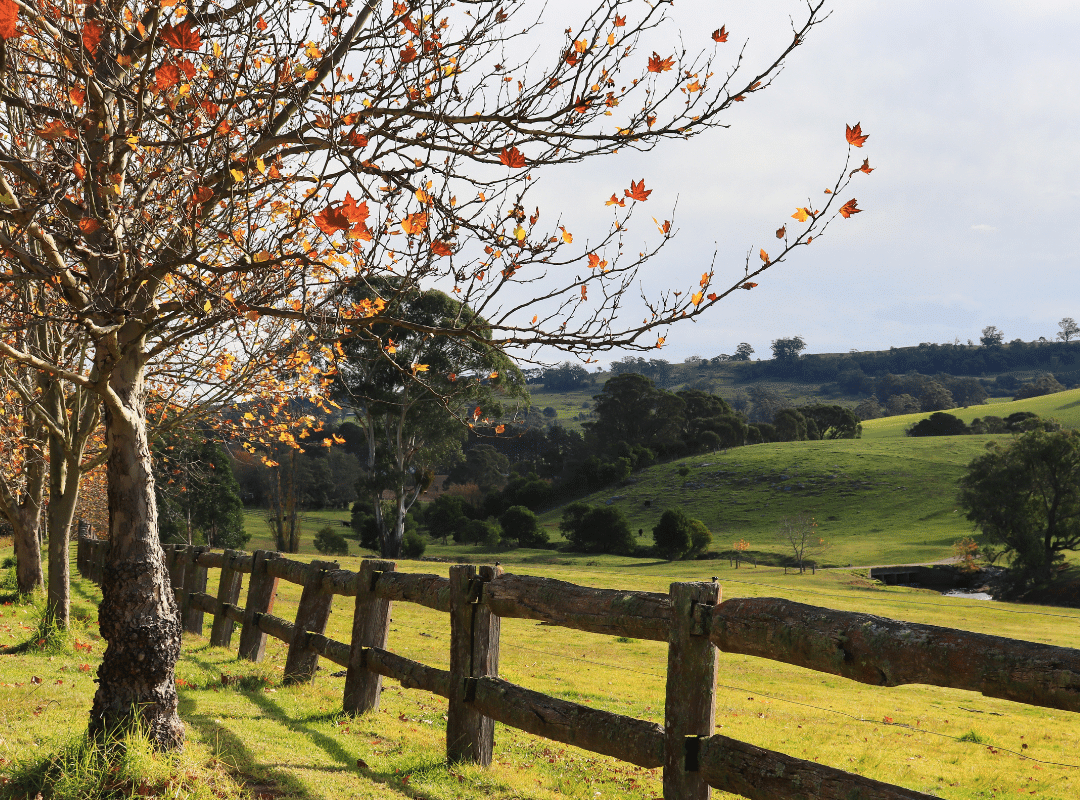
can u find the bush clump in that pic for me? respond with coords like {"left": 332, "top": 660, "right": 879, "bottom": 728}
{"left": 402, "top": 530, "right": 427, "bottom": 559}
{"left": 653, "top": 508, "right": 693, "bottom": 560}
{"left": 313, "top": 524, "right": 349, "bottom": 556}
{"left": 560, "top": 503, "right": 635, "bottom": 554}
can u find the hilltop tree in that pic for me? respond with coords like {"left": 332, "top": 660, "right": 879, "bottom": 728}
{"left": 980, "top": 326, "right": 1005, "bottom": 348}
{"left": 733, "top": 343, "right": 756, "bottom": 362}
{"left": 771, "top": 336, "right": 807, "bottom": 361}
{"left": 1057, "top": 318, "right": 1079, "bottom": 343}
{"left": 0, "top": 0, "right": 869, "bottom": 751}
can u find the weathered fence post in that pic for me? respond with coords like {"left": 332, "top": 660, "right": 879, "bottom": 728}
{"left": 209, "top": 549, "right": 244, "bottom": 648}
{"left": 283, "top": 559, "right": 338, "bottom": 685}
{"left": 238, "top": 550, "right": 282, "bottom": 662}
{"left": 75, "top": 520, "right": 89, "bottom": 578}
{"left": 665, "top": 581, "right": 720, "bottom": 800}
{"left": 182, "top": 545, "right": 209, "bottom": 635}
{"left": 164, "top": 545, "right": 184, "bottom": 600}
{"left": 90, "top": 540, "right": 108, "bottom": 585}
{"left": 343, "top": 559, "right": 395, "bottom": 715}
{"left": 447, "top": 563, "right": 502, "bottom": 765}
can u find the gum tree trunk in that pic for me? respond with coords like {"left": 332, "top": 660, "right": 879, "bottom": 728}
{"left": 89, "top": 341, "right": 184, "bottom": 750}
{"left": 7, "top": 444, "right": 45, "bottom": 595}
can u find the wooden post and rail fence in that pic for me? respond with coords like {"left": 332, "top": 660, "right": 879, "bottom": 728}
{"left": 76, "top": 535, "right": 1080, "bottom": 800}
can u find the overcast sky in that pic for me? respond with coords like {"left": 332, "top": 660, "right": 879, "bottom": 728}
{"left": 519, "top": 0, "right": 1080, "bottom": 366}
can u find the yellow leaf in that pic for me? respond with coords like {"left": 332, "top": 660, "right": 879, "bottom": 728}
{"left": 415, "top": 188, "right": 430, "bottom": 204}
{"left": 560, "top": 226, "right": 572, "bottom": 243}
{"left": 253, "top": 250, "right": 271, "bottom": 262}
{"left": 411, "top": 363, "right": 429, "bottom": 375}
{"left": 230, "top": 168, "right": 245, "bottom": 182}
{"left": 791, "top": 207, "right": 810, "bottom": 222}
{"left": 489, "top": 371, "right": 499, "bottom": 379}
{"left": 759, "top": 248, "right": 769, "bottom": 264}
{"left": 212, "top": 42, "right": 223, "bottom": 58}
{"left": 243, "top": 412, "right": 255, "bottom": 421}
{"left": 255, "top": 158, "right": 266, "bottom": 175}
{"left": 203, "top": 300, "right": 212, "bottom": 313}
{"left": 305, "top": 68, "right": 318, "bottom": 82}
{"left": 514, "top": 225, "right": 526, "bottom": 241}
{"left": 691, "top": 291, "right": 704, "bottom": 306}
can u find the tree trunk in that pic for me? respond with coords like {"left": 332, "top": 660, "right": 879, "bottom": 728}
{"left": 45, "top": 436, "right": 80, "bottom": 631}
{"left": 89, "top": 347, "right": 184, "bottom": 751}
{"left": 10, "top": 447, "right": 45, "bottom": 595}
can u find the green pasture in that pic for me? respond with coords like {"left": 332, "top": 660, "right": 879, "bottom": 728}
{"left": 531, "top": 436, "right": 990, "bottom": 568}
{"left": 4, "top": 543, "right": 1080, "bottom": 799}
{"left": 860, "top": 388, "right": 1080, "bottom": 439}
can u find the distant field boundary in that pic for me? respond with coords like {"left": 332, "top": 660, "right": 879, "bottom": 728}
{"left": 78, "top": 538, "right": 1080, "bottom": 800}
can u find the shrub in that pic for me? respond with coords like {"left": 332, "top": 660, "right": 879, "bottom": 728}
{"left": 562, "top": 505, "right": 635, "bottom": 554}
{"left": 402, "top": 531, "right": 427, "bottom": 559}
{"left": 653, "top": 508, "right": 693, "bottom": 560}
{"left": 689, "top": 519, "right": 712, "bottom": 556}
{"left": 907, "top": 412, "right": 968, "bottom": 437}
{"left": 499, "top": 505, "right": 549, "bottom": 548}
{"left": 462, "top": 518, "right": 501, "bottom": 546}
{"left": 314, "top": 525, "right": 349, "bottom": 556}
{"left": 678, "top": 466, "right": 690, "bottom": 477}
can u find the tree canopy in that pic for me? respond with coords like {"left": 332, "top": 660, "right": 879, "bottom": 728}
{"left": 958, "top": 430, "right": 1080, "bottom": 588}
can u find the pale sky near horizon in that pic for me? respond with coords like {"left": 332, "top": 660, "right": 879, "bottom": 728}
{"left": 515, "top": 0, "right": 1080, "bottom": 366}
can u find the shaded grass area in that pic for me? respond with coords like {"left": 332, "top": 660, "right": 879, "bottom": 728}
{"left": 5, "top": 543, "right": 1080, "bottom": 799}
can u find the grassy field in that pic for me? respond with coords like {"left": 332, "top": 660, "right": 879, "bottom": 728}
{"left": 4, "top": 545, "right": 1080, "bottom": 800}
{"left": 860, "top": 388, "right": 1080, "bottom": 439}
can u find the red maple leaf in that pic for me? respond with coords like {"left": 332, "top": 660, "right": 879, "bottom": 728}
{"left": 647, "top": 52, "right": 674, "bottom": 73}
{"left": 82, "top": 20, "right": 103, "bottom": 55}
{"left": 0, "top": 0, "right": 19, "bottom": 40}
{"left": 36, "top": 120, "right": 76, "bottom": 141}
{"left": 314, "top": 204, "right": 353, "bottom": 236}
{"left": 161, "top": 20, "right": 202, "bottom": 52}
{"left": 499, "top": 146, "right": 526, "bottom": 168}
{"left": 839, "top": 198, "right": 862, "bottom": 218}
{"left": 624, "top": 179, "right": 651, "bottom": 202}
{"left": 400, "top": 44, "right": 417, "bottom": 64}
{"left": 614, "top": 15, "right": 626, "bottom": 27}
{"left": 845, "top": 122, "right": 868, "bottom": 147}
{"left": 741, "top": 282, "right": 758, "bottom": 290}
{"left": 155, "top": 62, "right": 180, "bottom": 92}
{"left": 78, "top": 217, "right": 100, "bottom": 235}
{"left": 431, "top": 241, "right": 453, "bottom": 256}
{"left": 605, "top": 193, "right": 625, "bottom": 207}
{"left": 712, "top": 26, "right": 728, "bottom": 43}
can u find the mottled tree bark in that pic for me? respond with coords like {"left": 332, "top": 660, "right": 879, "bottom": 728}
{"left": 89, "top": 343, "right": 184, "bottom": 751}
{"left": 5, "top": 445, "right": 45, "bottom": 595}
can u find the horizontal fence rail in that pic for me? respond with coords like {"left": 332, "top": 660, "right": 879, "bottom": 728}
{"left": 75, "top": 535, "right": 1080, "bottom": 800}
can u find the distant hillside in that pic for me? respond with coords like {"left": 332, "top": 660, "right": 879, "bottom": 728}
{"left": 537, "top": 436, "right": 994, "bottom": 568}
{"left": 860, "top": 388, "right": 1080, "bottom": 439}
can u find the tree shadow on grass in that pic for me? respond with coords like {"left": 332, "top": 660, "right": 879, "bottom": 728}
{"left": 179, "top": 682, "right": 448, "bottom": 800}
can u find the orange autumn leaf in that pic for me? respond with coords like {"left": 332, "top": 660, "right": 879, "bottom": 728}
{"left": 0, "top": 0, "right": 17, "bottom": 40}
{"left": 839, "top": 198, "right": 862, "bottom": 218}
{"left": 72, "top": 162, "right": 87, "bottom": 180}
{"left": 499, "top": 146, "right": 526, "bottom": 168}
{"left": 857, "top": 158, "right": 874, "bottom": 175}
{"left": 68, "top": 88, "right": 86, "bottom": 107}
{"left": 344, "top": 129, "right": 369, "bottom": 148}
{"left": 791, "top": 207, "right": 811, "bottom": 223}
{"left": 155, "top": 62, "right": 180, "bottom": 91}
{"left": 741, "top": 282, "right": 758, "bottom": 290}
{"left": 614, "top": 14, "right": 626, "bottom": 26}
{"left": 36, "top": 120, "right": 76, "bottom": 141}
{"left": 192, "top": 186, "right": 213, "bottom": 205}
{"left": 624, "top": 178, "right": 651, "bottom": 202}
{"left": 712, "top": 26, "right": 728, "bottom": 43}
{"left": 656, "top": 336, "right": 665, "bottom": 348}
{"left": 531, "top": 315, "right": 538, "bottom": 324}
{"left": 401, "top": 212, "right": 427, "bottom": 235}
{"left": 654, "top": 218, "right": 671, "bottom": 234}
{"left": 574, "top": 96, "right": 590, "bottom": 113}
{"left": 78, "top": 217, "right": 100, "bottom": 235}
{"left": 256, "top": 16, "right": 268, "bottom": 31}
{"left": 775, "top": 225, "right": 786, "bottom": 239}
{"left": 495, "top": 424, "right": 506, "bottom": 434}
{"left": 314, "top": 205, "right": 353, "bottom": 236}
{"left": 824, "top": 188, "right": 832, "bottom": 194}
{"left": 647, "top": 52, "right": 674, "bottom": 73}
{"left": 699, "top": 272, "right": 710, "bottom": 288}
{"left": 706, "top": 293, "right": 717, "bottom": 301}
{"left": 573, "top": 38, "right": 588, "bottom": 54}
{"left": 82, "top": 20, "right": 103, "bottom": 55}
{"left": 759, "top": 248, "right": 769, "bottom": 265}
{"left": 691, "top": 291, "right": 704, "bottom": 306}
{"left": 845, "top": 122, "right": 868, "bottom": 147}
{"left": 605, "top": 193, "right": 625, "bottom": 207}
{"left": 400, "top": 44, "right": 418, "bottom": 63}
{"left": 587, "top": 253, "right": 608, "bottom": 270}
{"left": 472, "top": 406, "right": 483, "bottom": 420}
{"left": 161, "top": 20, "right": 202, "bottom": 52}
{"left": 559, "top": 226, "right": 573, "bottom": 243}
{"left": 431, "top": 240, "right": 453, "bottom": 256}
{"left": 580, "top": 284, "right": 587, "bottom": 300}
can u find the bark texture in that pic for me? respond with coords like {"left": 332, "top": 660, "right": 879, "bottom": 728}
{"left": 89, "top": 354, "right": 183, "bottom": 751}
